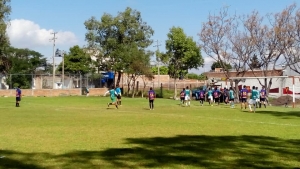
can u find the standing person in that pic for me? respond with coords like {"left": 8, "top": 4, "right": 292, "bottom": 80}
{"left": 16, "top": 86, "right": 22, "bottom": 107}
{"left": 180, "top": 88, "right": 185, "bottom": 106}
{"left": 240, "top": 85, "right": 248, "bottom": 110}
{"left": 260, "top": 86, "right": 267, "bottom": 108}
{"left": 199, "top": 88, "right": 205, "bottom": 106}
{"left": 255, "top": 87, "right": 260, "bottom": 108}
{"left": 213, "top": 87, "right": 221, "bottom": 106}
{"left": 229, "top": 87, "right": 235, "bottom": 108}
{"left": 249, "top": 86, "right": 258, "bottom": 113}
{"left": 115, "top": 85, "right": 122, "bottom": 106}
{"left": 185, "top": 86, "right": 191, "bottom": 107}
{"left": 223, "top": 87, "right": 229, "bottom": 104}
{"left": 85, "top": 87, "right": 89, "bottom": 97}
{"left": 104, "top": 86, "right": 118, "bottom": 109}
{"left": 147, "top": 87, "right": 156, "bottom": 110}
{"left": 207, "top": 87, "right": 213, "bottom": 106}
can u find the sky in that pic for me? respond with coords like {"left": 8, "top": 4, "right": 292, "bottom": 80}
{"left": 7, "top": 0, "right": 299, "bottom": 73}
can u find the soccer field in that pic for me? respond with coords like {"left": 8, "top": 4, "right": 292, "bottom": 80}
{"left": 0, "top": 96, "right": 300, "bottom": 168}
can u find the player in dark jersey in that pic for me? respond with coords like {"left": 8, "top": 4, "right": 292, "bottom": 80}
{"left": 180, "top": 88, "right": 185, "bottom": 106}
{"left": 16, "top": 86, "right": 22, "bottom": 107}
{"left": 148, "top": 87, "right": 156, "bottom": 110}
{"left": 240, "top": 85, "right": 248, "bottom": 110}
{"left": 213, "top": 87, "right": 221, "bottom": 106}
{"left": 199, "top": 89, "right": 205, "bottom": 106}
{"left": 260, "top": 86, "right": 267, "bottom": 108}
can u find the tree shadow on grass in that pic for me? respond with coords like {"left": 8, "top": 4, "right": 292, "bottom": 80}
{"left": 257, "top": 110, "right": 300, "bottom": 118}
{"left": 1, "top": 135, "right": 300, "bottom": 169}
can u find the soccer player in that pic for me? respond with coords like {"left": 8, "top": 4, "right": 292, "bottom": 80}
{"left": 16, "top": 86, "right": 22, "bottom": 107}
{"left": 207, "top": 88, "right": 213, "bottom": 106}
{"left": 180, "top": 88, "right": 185, "bottom": 106}
{"left": 223, "top": 87, "right": 229, "bottom": 104}
{"left": 104, "top": 86, "right": 118, "bottom": 109}
{"left": 185, "top": 86, "right": 191, "bottom": 107}
{"left": 213, "top": 87, "right": 221, "bottom": 106}
{"left": 199, "top": 88, "right": 205, "bottom": 106}
{"left": 240, "top": 85, "right": 248, "bottom": 110}
{"left": 115, "top": 85, "right": 122, "bottom": 106}
{"left": 147, "top": 87, "right": 156, "bottom": 110}
{"left": 260, "top": 86, "right": 267, "bottom": 108}
{"left": 229, "top": 87, "right": 235, "bottom": 108}
{"left": 249, "top": 86, "right": 258, "bottom": 113}
{"left": 85, "top": 87, "right": 89, "bottom": 97}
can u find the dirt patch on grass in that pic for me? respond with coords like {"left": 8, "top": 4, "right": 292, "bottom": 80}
{"left": 270, "top": 95, "right": 300, "bottom": 106}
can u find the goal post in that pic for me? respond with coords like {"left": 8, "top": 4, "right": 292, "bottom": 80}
{"left": 217, "top": 76, "right": 300, "bottom": 108}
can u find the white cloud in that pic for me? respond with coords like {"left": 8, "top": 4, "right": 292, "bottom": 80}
{"left": 7, "top": 19, "right": 79, "bottom": 49}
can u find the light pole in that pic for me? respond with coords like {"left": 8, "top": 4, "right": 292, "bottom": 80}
{"left": 154, "top": 40, "right": 161, "bottom": 87}
{"left": 55, "top": 49, "right": 65, "bottom": 89}
{"left": 50, "top": 32, "right": 57, "bottom": 89}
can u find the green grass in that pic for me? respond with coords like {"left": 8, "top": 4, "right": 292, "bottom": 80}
{"left": 0, "top": 96, "right": 300, "bottom": 168}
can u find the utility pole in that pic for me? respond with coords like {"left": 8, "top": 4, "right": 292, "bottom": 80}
{"left": 153, "top": 40, "right": 161, "bottom": 88}
{"left": 50, "top": 32, "right": 57, "bottom": 89}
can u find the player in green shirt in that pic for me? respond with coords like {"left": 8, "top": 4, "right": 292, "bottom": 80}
{"left": 104, "top": 86, "right": 118, "bottom": 109}
{"left": 248, "top": 86, "right": 258, "bottom": 113}
{"left": 184, "top": 86, "right": 191, "bottom": 107}
{"left": 207, "top": 88, "right": 213, "bottom": 106}
{"left": 229, "top": 87, "right": 235, "bottom": 108}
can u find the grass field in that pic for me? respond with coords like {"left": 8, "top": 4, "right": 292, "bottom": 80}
{"left": 0, "top": 96, "right": 300, "bottom": 169}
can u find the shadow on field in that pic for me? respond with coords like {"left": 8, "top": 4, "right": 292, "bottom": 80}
{"left": 1, "top": 135, "right": 300, "bottom": 168}
{"left": 257, "top": 110, "right": 300, "bottom": 118}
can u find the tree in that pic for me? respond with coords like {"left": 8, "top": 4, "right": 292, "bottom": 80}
{"left": 199, "top": 7, "right": 254, "bottom": 100}
{"left": 249, "top": 55, "right": 261, "bottom": 69}
{"left": 84, "top": 7, "right": 154, "bottom": 87}
{"left": 61, "top": 45, "right": 92, "bottom": 75}
{"left": 211, "top": 61, "right": 232, "bottom": 71}
{"left": 0, "top": 0, "right": 11, "bottom": 74}
{"left": 6, "top": 47, "right": 47, "bottom": 88}
{"left": 164, "top": 27, "right": 204, "bottom": 98}
{"left": 151, "top": 65, "right": 168, "bottom": 75}
{"left": 244, "top": 5, "right": 295, "bottom": 93}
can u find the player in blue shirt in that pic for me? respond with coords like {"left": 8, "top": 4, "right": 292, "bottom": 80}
{"left": 185, "top": 86, "right": 191, "bottom": 107}
{"left": 213, "top": 87, "right": 221, "bottom": 106}
{"left": 115, "top": 85, "right": 122, "bottom": 106}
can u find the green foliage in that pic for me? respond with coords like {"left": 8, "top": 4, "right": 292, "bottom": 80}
{"left": 211, "top": 60, "right": 232, "bottom": 71}
{"left": 61, "top": 45, "right": 92, "bottom": 74}
{"left": 249, "top": 54, "right": 261, "bottom": 69}
{"left": 84, "top": 7, "right": 154, "bottom": 74}
{"left": 165, "top": 27, "right": 204, "bottom": 79}
{"left": 151, "top": 66, "right": 168, "bottom": 75}
{"left": 5, "top": 47, "right": 47, "bottom": 88}
{"left": 185, "top": 73, "right": 206, "bottom": 80}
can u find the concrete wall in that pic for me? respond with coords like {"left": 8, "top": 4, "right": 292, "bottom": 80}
{"left": 0, "top": 88, "right": 108, "bottom": 97}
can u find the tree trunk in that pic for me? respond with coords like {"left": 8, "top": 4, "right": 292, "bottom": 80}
{"left": 234, "top": 80, "right": 240, "bottom": 103}
{"left": 132, "top": 77, "right": 136, "bottom": 98}
{"left": 116, "top": 71, "right": 121, "bottom": 87}
{"left": 173, "top": 77, "right": 177, "bottom": 99}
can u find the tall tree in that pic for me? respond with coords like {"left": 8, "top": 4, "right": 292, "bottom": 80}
{"left": 6, "top": 47, "right": 46, "bottom": 88}
{"left": 84, "top": 7, "right": 154, "bottom": 87}
{"left": 61, "top": 45, "right": 92, "bottom": 75}
{"left": 249, "top": 55, "right": 261, "bottom": 69}
{"left": 164, "top": 27, "right": 204, "bottom": 98}
{"left": 0, "top": 0, "right": 11, "bottom": 74}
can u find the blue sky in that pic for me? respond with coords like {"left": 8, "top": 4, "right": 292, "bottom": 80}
{"left": 8, "top": 0, "right": 298, "bottom": 73}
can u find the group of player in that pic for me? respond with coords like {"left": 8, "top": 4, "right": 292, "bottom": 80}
{"left": 104, "top": 85, "right": 156, "bottom": 110}
{"left": 104, "top": 84, "right": 268, "bottom": 112}
{"left": 179, "top": 85, "right": 268, "bottom": 112}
